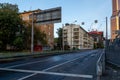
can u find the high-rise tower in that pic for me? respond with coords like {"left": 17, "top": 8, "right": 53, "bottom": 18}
{"left": 111, "top": 0, "right": 120, "bottom": 39}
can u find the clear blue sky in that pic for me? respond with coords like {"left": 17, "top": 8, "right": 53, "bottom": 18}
{"left": 1, "top": 0, "right": 112, "bottom": 38}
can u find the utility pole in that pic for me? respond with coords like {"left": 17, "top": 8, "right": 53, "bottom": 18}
{"left": 31, "top": 12, "right": 34, "bottom": 54}
{"left": 105, "top": 17, "right": 108, "bottom": 52}
{"left": 106, "top": 17, "right": 108, "bottom": 41}
{"left": 62, "top": 24, "right": 64, "bottom": 51}
{"left": 71, "top": 24, "right": 72, "bottom": 50}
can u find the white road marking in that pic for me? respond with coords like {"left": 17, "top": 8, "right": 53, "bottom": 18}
{"left": 0, "top": 50, "right": 98, "bottom": 80}
{"left": 5, "top": 59, "right": 49, "bottom": 68}
{"left": 18, "top": 73, "right": 37, "bottom": 80}
{"left": 5, "top": 50, "right": 94, "bottom": 69}
{"left": 42, "top": 56, "right": 83, "bottom": 71}
{"left": 0, "top": 68, "right": 93, "bottom": 79}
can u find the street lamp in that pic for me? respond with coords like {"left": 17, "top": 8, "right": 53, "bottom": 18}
{"left": 81, "top": 22, "right": 85, "bottom": 25}
{"left": 31, "top": 12, "right": 34, "bottom": 54}
{"left": 62, "top": 24, "right": 64, "bottom": 51}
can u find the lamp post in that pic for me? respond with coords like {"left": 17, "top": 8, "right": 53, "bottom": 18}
{"left": 105, "top": 17, "right": 108, "bottom": 60}
{"left": 106, "top": 17, "right": 108, "bottom": 45}
{"left": 31, "top": 12, "right": 34, "bottom": 54}
{"left": 62, "top": 24, "right": 64, "bottom": 51}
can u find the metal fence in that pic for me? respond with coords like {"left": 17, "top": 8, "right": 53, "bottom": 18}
{"left": 106, "top": 37, "right": 120, "bottom": 67}
{"left": 96, "top": 50, "right": 105, "bottom": 80}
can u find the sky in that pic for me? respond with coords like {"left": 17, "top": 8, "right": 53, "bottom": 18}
{"left": 0, "top": 0, "right": 112, "bottom": 38}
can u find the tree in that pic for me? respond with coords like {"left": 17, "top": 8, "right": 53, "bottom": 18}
{"left": 34, "top": 26, "right": 47, "bottom": 46}
{"left": 56, "top": 28, "right": 63, "bottom": 50}
{"left": 23, "top": 22, "right": 47, "bottom": 50}
{"left": 13, "top": 37, "right": 23, "bottom": 50}
{"left": 0, "top": 3, "right": 23, "bottom": 50}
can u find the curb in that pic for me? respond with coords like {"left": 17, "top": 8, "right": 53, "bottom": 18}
{"left": 0, "top": 51, "right": 78, "bottom": 62}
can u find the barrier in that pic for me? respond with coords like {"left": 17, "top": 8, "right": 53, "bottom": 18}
{"left": 96, "top": 50, "right": 105, "bottom": 79}
{"left": 106, "top": 37, "right": 120, "bottom": 67}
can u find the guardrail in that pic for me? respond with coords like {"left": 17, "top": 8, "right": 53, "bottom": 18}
{"left": 96, "top": 50, "right": 105, "bottom": 80}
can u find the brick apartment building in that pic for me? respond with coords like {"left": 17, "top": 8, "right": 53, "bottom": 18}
{"left": 111, "top": 0, "right": 120, "bottom": 40}
{"left": 20, "top": 9, "right": 54, "bottom": 49}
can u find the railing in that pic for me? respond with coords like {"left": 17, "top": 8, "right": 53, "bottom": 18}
{"left": 106, "top": 37, "right": 120, "bottom": 67}
{"left": 96, "top": 50, "right": 105, "bottom": 80}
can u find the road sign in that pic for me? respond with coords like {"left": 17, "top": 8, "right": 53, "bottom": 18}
{"left": 34, "top": 7, "right": 61, "bottom": 24}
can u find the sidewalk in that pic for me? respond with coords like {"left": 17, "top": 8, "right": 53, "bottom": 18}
{"left": 101, "top": 63, "right": 120, "bottom": 80}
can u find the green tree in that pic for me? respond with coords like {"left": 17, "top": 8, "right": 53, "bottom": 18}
{"left": 34, "top": 27, "right": 47, "bottom": 46}
{"left": 0, "top": 3, "right": 23, "bottom": 50}
{"left": 23, "top": 22, "right": 47, "bottom": 50}
{"left": 56, "top": 28, "right": 63, "bottom": 50}
{"left": 13, "top": 37, "right": 23, "bottom": 50}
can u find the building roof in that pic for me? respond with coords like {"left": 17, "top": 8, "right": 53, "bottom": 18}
{"left": 88, "top": 31, "right": 103, "bottom": 35}
{"left": 19, "top": 9, "right": 42, "bottom": 14}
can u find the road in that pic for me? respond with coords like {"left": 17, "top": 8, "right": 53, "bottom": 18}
{"left": 0, "top": 49, "right": 103, "bottom": 80}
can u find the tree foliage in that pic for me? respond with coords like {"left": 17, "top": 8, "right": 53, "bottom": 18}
{"left": 0, "top": 3, "right": 47, "bottom": 51}
{"left": 23, "top": 22, "right": 47, "bottom": 50}
{"left": 56, "top": 28, "right": 63, "bottom": 49}
{"left": 0, "top": 3, "right": 23, "bottom": 50}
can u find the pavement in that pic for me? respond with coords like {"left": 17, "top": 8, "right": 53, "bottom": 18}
{"left": 101, "top": 62, "right": 120, "bottom": 80}
{"left": 0, "top": 49, "right": 103, "bottom": 80}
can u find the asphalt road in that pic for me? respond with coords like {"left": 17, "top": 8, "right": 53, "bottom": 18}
{"left": 0, "top": 49, "right": 103, "bottom": 80}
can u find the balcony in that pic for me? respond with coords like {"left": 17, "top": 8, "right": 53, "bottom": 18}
{"left": 73, "top": 42, "right": 79, "bottom": 46}
{"left": 63, "top": 31, "right": 67, "bottom": 34}
{"left": 73, "top": 32, "right": 79, "bottom": 36}
{"left": 73, "top": 37, "right": 79, "bottom": 41}
{"left": 63, "top": 35, "right": 67, "bottom": 38}
{"left": 73, "top": 28, "right": 79, "bottom": 32}
{"left": 63, "top": 29, "right": 67, "bottom": 33}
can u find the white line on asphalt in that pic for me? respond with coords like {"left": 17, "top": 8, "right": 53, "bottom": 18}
{"left": 42, "top": 56, "right": 83, "bottom": 71}
{"left": 5, "top": 59, "right": 49, "bottom": 68}
{"left": 5, "top": 50, "right": 94, "bottom": 69}
{"left": 18, "top": 73, "right": 37, "bottom": 80}
{"left": 0, "top": 68, "right": 93, "bottom": 79}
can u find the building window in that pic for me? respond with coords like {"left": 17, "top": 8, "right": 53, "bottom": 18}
{"left": 49, "top": 32, "right": 51, "bottom": 35}
{"left": 22, "top": 17, "right": 25, "bottom": 20}
{"left": 74, "top": 28, "right": 79, "bottom": 31}
{"left": 48, "top": 38, "right": 51, "bottom": 42}
{"left": 49, "top": 26, "right": 50, "bottom": 30}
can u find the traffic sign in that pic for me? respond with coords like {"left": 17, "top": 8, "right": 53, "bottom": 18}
{"left": 34, "top": 7, "right": 61, "bottom": 24}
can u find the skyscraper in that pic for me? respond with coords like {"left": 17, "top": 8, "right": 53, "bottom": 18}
{"left": 111, "top": 0, "right": 120, "bottom": 40}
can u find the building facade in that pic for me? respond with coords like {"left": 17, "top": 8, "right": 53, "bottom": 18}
{"left": 63, "top": 24, "right": 94, "bottom": 49}
{"left": 88, "top": 31, "right": 104, "bottom": 48}
{"left": 20, "top": 9, "right": 54, "bottom": 49}
{"left": 111, "top": 0, "right": 120, "bottom": 40}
